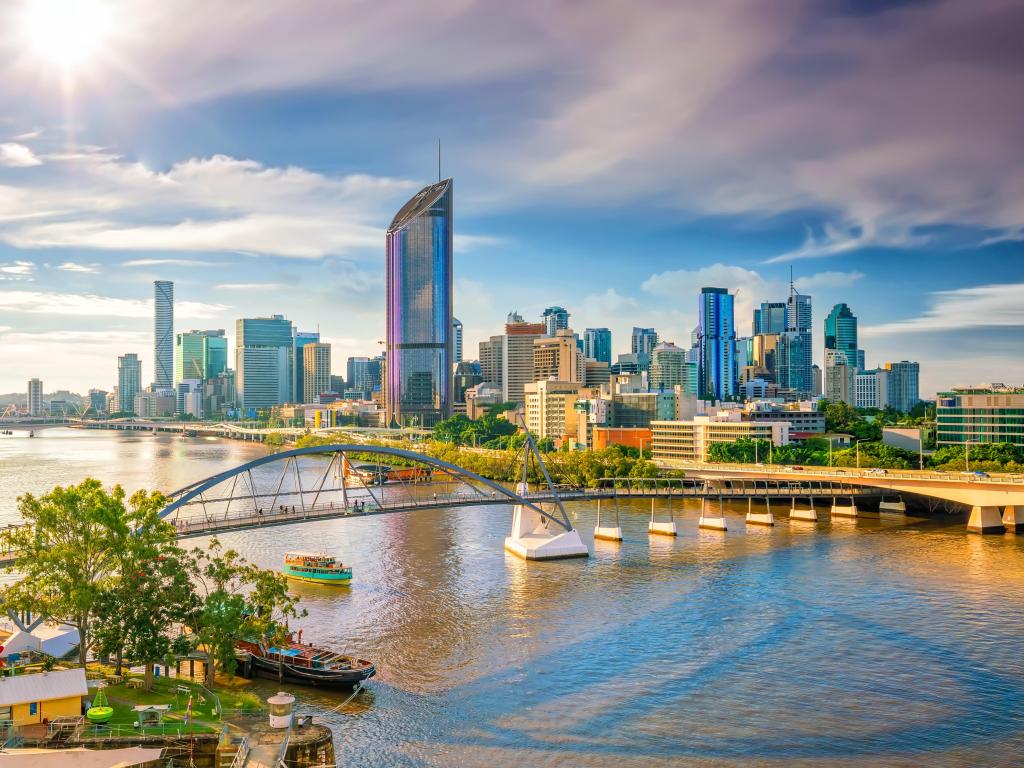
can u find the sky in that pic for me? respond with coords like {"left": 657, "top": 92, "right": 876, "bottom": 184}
{"left": 0, "top": 0, "right": 1022, "bottom": 398}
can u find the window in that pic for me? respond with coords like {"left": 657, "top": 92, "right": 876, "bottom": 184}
{"left": 0, "top": 705, "right": 12, "bottom": 721}
{"left": 29, "top": 702, "right": 37, "bottom": 716}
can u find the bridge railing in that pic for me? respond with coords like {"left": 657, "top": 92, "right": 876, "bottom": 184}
{"left": 660, "top": 462, "right": 1024, "bottom": 485}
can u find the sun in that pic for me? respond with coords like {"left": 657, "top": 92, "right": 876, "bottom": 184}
{"left": 20, "top": 0, "right": 113, "bottom": 72}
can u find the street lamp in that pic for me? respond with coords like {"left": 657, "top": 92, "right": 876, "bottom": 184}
{"left": 854, "top": 438, "right": 870, "bottom": 469}
{"left": 965, "top": 439, "right": 973, "bottom": 472}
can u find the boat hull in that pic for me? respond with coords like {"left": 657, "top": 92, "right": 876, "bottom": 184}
{"left": 248, "top": 654, "right": 375, "bottom": 688}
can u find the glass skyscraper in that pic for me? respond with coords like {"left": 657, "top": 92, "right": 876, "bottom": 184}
{"left": 542, "top": 306, "right": 570, "bottom": 337}
{"left": 753, "top": 301, "right": 786, "bottom": 335}
{"left": 777, "top": 284, "right": 813, "bottom": 395}
{"left": 294, "top": 330, "right": 321, "bottom": 403}
{"left": 698, "top": 287, "right": 736, "bottom": 401}
{"left": 153, "top": 280, "right": 174, "bottom": 390}
{"left": 175, "top": 329, "right": 227, "bottom": 383}
{"left": 236, "top": 315, "right": 294, "bottom": 409}
{"left": 824, "top": 303, "right": 859, "bottom": 369}
{"left": 117, "top": 353, "right": 142, "bottom": 413}
{"left": 385, "top": 178, "right": 453, "bottom": 428}
{"left": 583, "top": 327, "right": 612, "bottom": 365}
{"left": 452, "top": 318, "right": 464, "bottom": 363}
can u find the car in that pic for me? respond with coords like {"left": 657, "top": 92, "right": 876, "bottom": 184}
{"left": 972, "top": 470, "right": 990, "bottom": 478}
{"left": 790, "top": 465, "right": 804, "bottom": 471}
{"left": 835, "top": 469, "right": 846, "bottom": 474}
{"left": 866, "top": 468, "right": 887, "bottom": 475}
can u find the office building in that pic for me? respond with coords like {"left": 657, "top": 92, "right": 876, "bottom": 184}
{"left": 27, "top": 378, "right": 42, "bottom": 416}
{"left": 884, "top": 361, "right": 920, "bottom": 413}
{"left": 584, "top": 359, "right": 611, "bottom": 388}
{"left": 452, "top": 318, "right": 464, "bottom": 363}
{"left": 153, "top": 280, "right": 174, "bottom": 390}
{"left": 293, "top": 331, "right": 321, "bottom": 404}
{"left": 236, "top": 315, "right": 294, "bottom": 409}
{"left": 936, "top": 384, "right": 1024, "bottom": 447}
{"left": 453, "top": 361, "right": 484, "bottom": 404}
{"left": 541, "top": 306, "right": 570, "bottom": 337}
{"left": 87, "top": 388, "right": 107, "bottom": 415}
{"left": 855, "top": 368, "right": 889, "bottom": 409}
{"left": 753, "top": 302, "right": 787, "bottom": 335}
{"left": 824, "top": 349, "right": 855, "bottom": 405}
{"left": 176, "top": 379, "right": 203, "bottom": 418}
{"left": 117, "top": 353, "right": 142, "bottom": 413}
{"left": 652, "top": 410, "right": 790, "bottom": 463}
{"left": 824, "top": 303, "right": 860, "bottom": 369}
{"left": 534, "top": 328, "right": 584, "bottom": 383}
{"left": 583, "top": 327, "right": 612, "bottom": 365}
{"left": 611, "top": 353, "right": 642, "bottom": 376}
{"left": 742, "top": 402, "right": 825, "bottom": 433}
{"left": 650, "top": 342, "right": 687, "bottom": 391}
{"left": 631, "top": 327, "right": 659, "bottom": 371}
{"left": 524, "top": 380, "right": 596, "bottom": 446}
{"left": 478, "top": 336, "right": 503, "bottom": 388}
{"left": 134, "top": 389, "right": 175, "bottom": 418}
{"left": 175, "top": 329, "right": 227, "bottom": 384}
{"left": 698, "top": 287, "right": 736, "bottom": 401}
{"left": 303, "top": 342, "right": 332, "bottom": 404}
{"left": 774, "top": 281, "right": 814, "bottom": 396}
{"left": 498, "top": 313, "right": 546, "bottom": 405}
{"left": 385, "top": 178, "right": 453, "bottom": 428}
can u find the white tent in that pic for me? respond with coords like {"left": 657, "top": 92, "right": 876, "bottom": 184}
{"left": 1, "top": 622, "right": 79, "bottom": 659}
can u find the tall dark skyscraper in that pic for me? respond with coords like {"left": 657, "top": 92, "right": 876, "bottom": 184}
{"left": 385, "top": 178, "right": 454, "bottom": 428}
{"left": 698, "top": 287, "right": 736, "bottom": 401}
{"left": 824, "top": 303, "right": 859, "bottom": 368}
{"left": 153, "top": 280, "right": 173, "bottom": 390}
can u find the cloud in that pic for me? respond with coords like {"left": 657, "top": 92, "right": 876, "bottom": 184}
{"left": 793, "top": 271, "right": 865, "bottom": 292}
{"left": 55, "top": 262, "right": 99, "bottom": 273}
{"left": 0, "top": 150, "right": 418, "bottom": 259}
{"left": 214, "top": 282, "right": 284, "bottom": 290}
{"left": 0, "top": 260, "right": 34, "bottom": 275}
{"left": 0, "top": 290, "right": 228, "bottom": 319}
{"left": 862, "top": 283, "right": 1024, "bottom": 337}
{"left": 0, "top": 143, "right": 42, "bottom": 167}
{"left": 121, "top": 258, "right": 223, "bottom": 267}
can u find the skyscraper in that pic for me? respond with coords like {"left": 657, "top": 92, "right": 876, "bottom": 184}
{"left": 452, "top": 318, "right": 464, "bottom": 364}
{"left": 753, "top": 301, "right": 787, "bottom": 335}
{"left": 501, "top": 313, "right": 546, "bottom": 405}
{"left": 27, "top": 378, "right": 42, "bottom": 416}
{"left": 385, "top": 178, "right": 453, "bottom": 428}
{"left": 583, "top": 327, "right": 612, "bottom": 365}
{"left": 824, "top": 303, "right": 859, "bottom": 369}
{"left": 236, "top": 315, "right": 294, "bottom": 409}
{"left": 533, "top": 328, "right": 584, "bottom": 383}
{"left": 541, "top": 306, "right": 570, "bottom": 336}
{"left": 650, "top": 342, "right": 687, "bottom": 391}
{"left": 698, "top": 288, "right": 736, "bottom": 401}
{"left": 303, "top": 342, "right": 332, "bottom": 404}
{"left": 884, "top": 361, "right": 921, "bottom": 413}
{"left": 293, "top": 330, "right": 321, "bottom": 403}
{"left": 631, "top": 327, "right": 659, "bottom": 372}
{"left": 153, "top": 280, "right": 174, "bottom": 390}
{"left": 117, "top": 353, "right": 142, "bottom": 413}
{"left": 777, "top": 281, "right": 813, "bottom": 395}
{"left": 175, "top": 330, "right": 227, "bottom": 383}
{"left": 824, "top": 349, "right": 855, "bottom": 405}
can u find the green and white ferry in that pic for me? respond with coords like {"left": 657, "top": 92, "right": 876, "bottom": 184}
{"left": 283, "top": 551, "right": 353, "bottom": 586}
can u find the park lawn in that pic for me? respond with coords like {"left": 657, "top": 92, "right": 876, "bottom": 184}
{"left": 98, "top": 677, "right": 263, "bottom": 734}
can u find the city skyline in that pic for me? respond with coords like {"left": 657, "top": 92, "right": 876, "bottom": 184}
{"left": 2, "top": 1, "right": 1023, "bottom": 396}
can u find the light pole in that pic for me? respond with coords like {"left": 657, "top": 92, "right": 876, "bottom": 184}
{"left": 965, "top": 439, "right": 972, "bottom": 472}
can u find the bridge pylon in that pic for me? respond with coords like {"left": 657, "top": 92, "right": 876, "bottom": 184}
{"left": 594, "top": 497, "right": 623, "bottom": 542}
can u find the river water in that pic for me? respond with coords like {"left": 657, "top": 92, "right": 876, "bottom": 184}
{"left": 2, "top": 429, "right": 1024, "bottom": 766}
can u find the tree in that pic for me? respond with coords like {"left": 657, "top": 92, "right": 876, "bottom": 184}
{"left": 0, "top": 480, "right": 173, "bottom": 667}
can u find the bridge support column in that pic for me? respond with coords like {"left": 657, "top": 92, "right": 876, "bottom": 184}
{"left": 789, "top": 496, "right": 818, "bottom": 522}
{"left": 648, "top": 497, "right": 678, "bottom": 537}
{"left": 698, "top": 497, "right": 727, "bottom": 531}
{"left": 1003, "top": 505, "right": 1023, "bottom": 533}
{"left": 594, "top": 498, "right": 623, "bottom": 542}
{"left": 746, "top": 497, "right": 774, "bottom": 526}
{"left": 966, "top": 505, "right": 1005, "bottom": 534}
{"left": 505, "top": 483, "right": 589, "bottom": 560}
{"left": 831, "top": 497, "right": 860, "bottom": 519}
{"left": 879, "top": 497, "right": 907, "bottom": 514}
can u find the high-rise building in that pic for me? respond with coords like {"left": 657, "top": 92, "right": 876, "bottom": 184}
{"left": 824, "top": 349, "right": 855, "bottom": 405}
{"left": 698, "top": 288, "right": 736, "bottom": 401}
{"left": 631, "top": 327, "right": 659, "bottom": 371}
{"left": 582, "top": 327, "right": 612, "bottom": 365}
{"left": 824, "top": 303, "right": 860, "bottom": 370}
{"left": 452, "top": 318, "right": 464, "bottom": 364}
{"left": 385, "top": 178, "right": 453, "bottom": 428}
{"left": 478, "top": 337, "right": 503, "bottom": 388}
{"left": 175, "top": 330, "right": 227, "bottom": 383}
{"left": 541, "top": 306, "right": 570, "bottom": 337}
{"left": 884, "top": 361, "right": 920, "bottom": 413}
{"left": 650, "top": 342, "right": 687, "bottom": 391}
{"left": 236, "top": 315, "right": 294, "bottom": 409}
{"left": 453, "top": 361, "right": 483, "bottom": 404}
{"left": 293, "top": 331, "right": 321, "bottom": 404}
{"left": 117, "top": 353, "right": 142, "bottom": 413}
{"left": 153, "top": 280, "right": 174, "bottom": 390}
{"left": 855, "top": 368, "right": 889, "bottom": 409}
{"left": 87, "top": 389, "right": 107, "bottom": 415}
{"left": 753, "top": 302, "right": 787, "bottom": 335}
{"left": 776, "top": 282, "right": 813, "bottom": 396}
{"left": 534, "top": 329, "right": 584, "bottom": 383}
{"left": 303, "top": 342, "right": 332, "bottom": 404}
{"left": 489, "top": 313, "right": 546, "bottom": 405}
{"left": 27, "top": 378, "right": 42, "bottom": 416}
{"left": 936, "top": 384, "right": 1024, "bottom": 447}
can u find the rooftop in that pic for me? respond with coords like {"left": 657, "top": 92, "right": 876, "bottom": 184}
{"left": 0, "top": 667, "right": 88, "bottom": 706}
{"left": 387, "top": 178, "right": 452, "bottom": 233}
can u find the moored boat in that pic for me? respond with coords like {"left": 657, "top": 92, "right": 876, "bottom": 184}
{"left": 282, "top": 551, "right": 352, "bottom": 586}
{"left": 236, "top": 636, "right": 375, "bottom": 688}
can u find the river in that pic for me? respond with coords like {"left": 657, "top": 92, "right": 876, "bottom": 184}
{"left": 2, "top": 428, "right": 1024, "bottom": 766}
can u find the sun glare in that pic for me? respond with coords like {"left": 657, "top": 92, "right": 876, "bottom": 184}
{"left": 20, "top": 0, "right": 113, "bottom": 72}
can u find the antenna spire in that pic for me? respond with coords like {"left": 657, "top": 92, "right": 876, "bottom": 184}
{"left": 437, "top": 139, "right": 441, "bottom": 182}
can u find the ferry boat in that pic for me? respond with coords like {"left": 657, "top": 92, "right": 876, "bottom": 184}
{"left": 236, "top": 635, "right": 375, "bottom": 688}
{"left": 282, "top": 551, "right": 352, "bottom": 586}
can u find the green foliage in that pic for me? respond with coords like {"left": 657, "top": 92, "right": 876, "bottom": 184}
{"left": 432, "top": 413, "right": 517, "bottom": 447}
{"left": 822, "top": 401, "right": 882, "bottom": 441}
{"left": 929, "top": 442, "right": 1024, "bottom": 472}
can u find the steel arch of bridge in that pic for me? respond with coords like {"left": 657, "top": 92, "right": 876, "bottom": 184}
{"left": 160, "top": 443, "right": 573, "bottom": 531}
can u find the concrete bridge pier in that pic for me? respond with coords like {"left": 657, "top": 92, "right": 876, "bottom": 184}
{"left": 1003, "top": 505, "right": 1023, "bottom": 533}
{"left": 594, "top": 498, "right": 623, "bottom": 542}
{"left": 745, "top": 496, "right": 774, "bottom": 526}
{"left": 831, "top": 496, "right": 860, "bottom": 519}
{"left": 966, "top": 505, "right": 1007, "bottom": 534}
{"left": 699, "top": 496, "right": 728, "bottom": 531}
{"left": 789, "top": 496, "right": 818, "bottom": 522}
{"left": 879, "top": 496, "right": 907, "bottom": 514}
{"left": 505, "top": 482, "right": 590, "bottom": 560}
{"left": 648, "top": 496, "right": 678, "bottom": 537}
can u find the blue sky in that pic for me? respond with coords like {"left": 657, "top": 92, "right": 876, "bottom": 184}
{"left": 1, "top": 0, "right": 1022, "bottom": 396}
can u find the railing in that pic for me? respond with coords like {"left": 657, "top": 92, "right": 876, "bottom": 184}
{"left": 661, "top": 461, "right": 1024, "bottom": 485}
{"left": 230, "top": 734, "right": 250, "bottom": 768}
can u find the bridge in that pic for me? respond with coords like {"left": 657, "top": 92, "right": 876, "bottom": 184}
{"left": 659, "top": 461, "right": 1024, "bottom": 533}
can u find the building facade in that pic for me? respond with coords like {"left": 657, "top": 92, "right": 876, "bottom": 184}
{"left": 855, "top": 368, "right": 889, "bottom": 409}
{"left": 698, "top": 287, "right": 736, "bottom": 401}
{"left": 385, "top": 179, "right": 454, "bottom": 428}
{"left": 303, "top": 342, "right": 332, "bottom": 404}
{"left": 631, "top": 327, "right": 658, "bottom": 371}
{"left": 541, "top": 306, "right": 570, "bottom": 337}
{"left": 153, "top": 280, "right": 174, "bottom": 390}
{"left": 26, "top": 378, "right": 42, "bottom": 416}
{"left": 501, "top": 314, "right": 546, "bottom": 405}
{"left": 582, "top": 327, "right": 612, "bottom": 365}
{"left": 534, "top": 328, "right": 584, "bottom": 383}
{"left": 452, "top": 317, "right": 464, "bottom": 363}
{"left": 936, "top": 385, "right": 1024, "bottom": 446}
{"left": 753, "top": 301, "right": 787, "bottom": 335}
{"left": 523, "top": 380, "right": 595, "bottom": 446}
{"left": 174, "top": 329, "right": 227, "bottom": 384}
{"left": 650, "top": 341, "right": 687, "bottom": 391}
{"left": 236, "top": 315, "right": 294, "bottom": 409}
{"left": 117, "top": 353, "right": 142, "bottom": 413}
{"left": 293, "top": 330, "right": 321, "bottom": 404}
{"left": 824, "top": 303, "right": 860, "bottom": 369}
{"left": 652, "top": 412, "right": 790, "bottom": 463}
{"left": 824, "top": 348, "right": 856, "bottom": 405}
{"left": 884, "top": 361, "right": 920, "bottom": 413}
